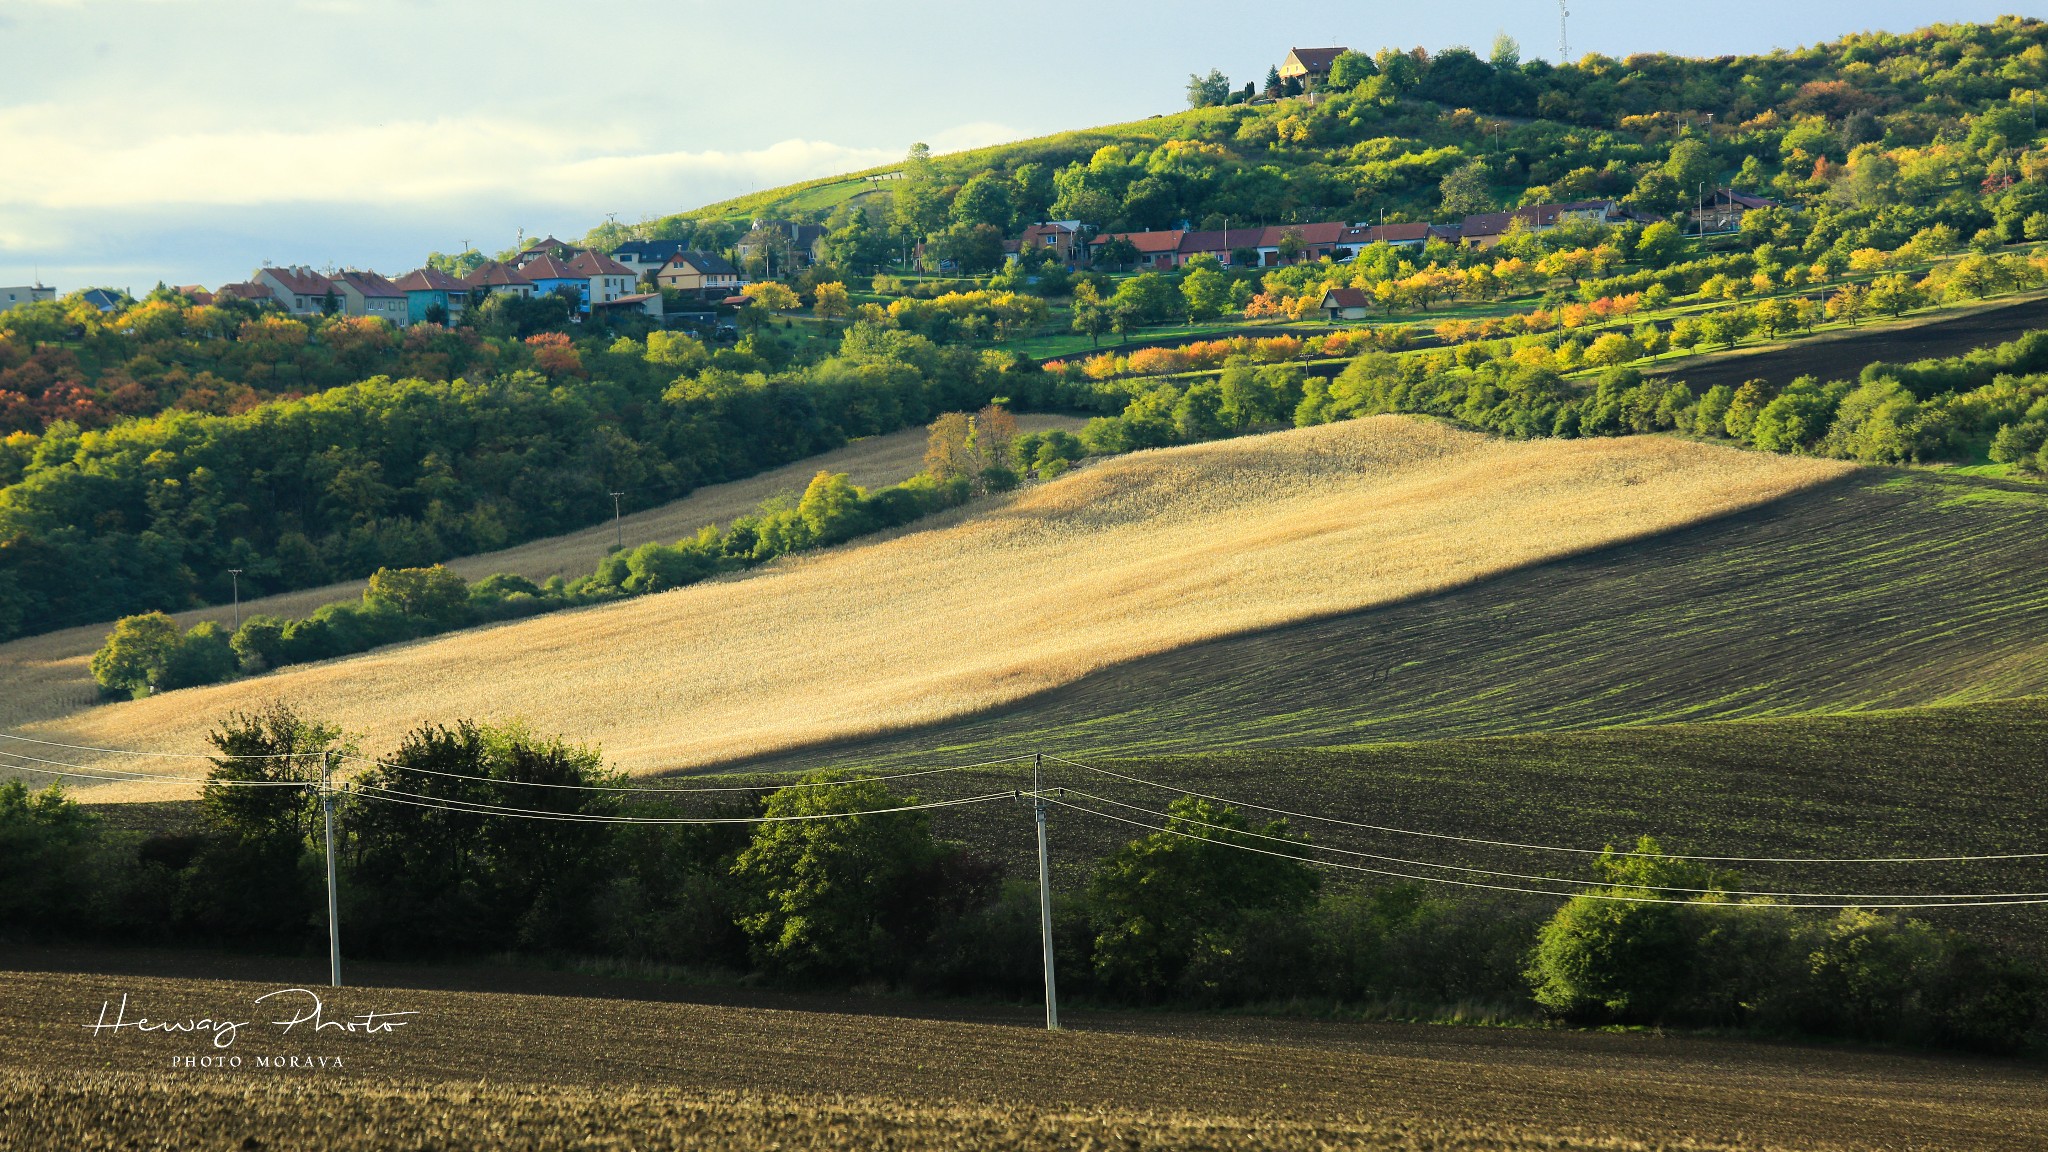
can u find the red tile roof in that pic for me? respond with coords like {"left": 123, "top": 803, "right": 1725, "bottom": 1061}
{"left": 567, "top": 249, "right": 635, "bottom": 277}
{"left": 393, "top": 267, "right": 467, "bottom": 293}
{"left": 464, "top": 262, "right": 533, "bottom": 288}
{"left": 260, "top": 266, "right": 334, "bottom": 296}
{"left": 1091, "top": 229, "right": 1185, "bottom": 254}
{"left": 333, "top": 270, "right": 404, "bottom": 298}
{"left": 518, "top": 254, "right": 581, "bottom": 281}
{"left": 1321, "top": 288, "right": 1370, "bottom": 309}
{"left": 214, "top": 282, "right": 270, "bottom": 301}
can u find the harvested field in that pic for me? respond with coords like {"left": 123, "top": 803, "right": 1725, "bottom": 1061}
{"left": 1, "top": 965, "right": 2042, "bottom": 1151}
{"left": 0, "top": 416, "right": 1084, "bottom": 733}
{"left": 1645, "top": 291, "right": 2048, "bottom": 393}
{"left": 730, "top": 467, "right": 2048, "bottom": 771}
{"left": 20, "top": 418, "right": 1848, "bottom": 798}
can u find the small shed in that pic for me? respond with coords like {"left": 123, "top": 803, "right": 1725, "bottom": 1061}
{"left": 1319, "top": 287, "right": 1370, "bottom": 321}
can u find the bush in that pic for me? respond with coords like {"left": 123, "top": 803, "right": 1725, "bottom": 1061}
{"left": 157, "top": 621, "right": 237, "bottom": 690}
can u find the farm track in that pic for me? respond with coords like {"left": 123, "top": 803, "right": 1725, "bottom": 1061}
{"left": 735, "top": 468, "right": 2048, "bottom": 773}
{"left": 2, "top": 964, "right": 2042, "bottom": 1151}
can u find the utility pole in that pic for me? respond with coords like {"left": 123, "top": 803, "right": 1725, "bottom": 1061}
{"left": 1033, "top": 753, "right": 1060, "bottom": 1031}
{"left": 609, "top": 491, "right": 627, "bottom": 552}
{"left": 321, "top": 750, "right": 341, "bottom": 988}
{"left": 226, "top": 569, "right": 242, "bottom": 632}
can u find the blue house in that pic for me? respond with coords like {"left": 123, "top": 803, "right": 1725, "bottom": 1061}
{"left": 519, "top": 254, "right": 586, "bottom": 305}
{"left": 394, "top": 266, "right": 469, "bottom": 324}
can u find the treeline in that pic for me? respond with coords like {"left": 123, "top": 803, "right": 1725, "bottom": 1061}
{"left": 2, "top": 706, "right": 2039, "bottom": 1055}
{"left": 87, "top": 409, "right": 1090, "bottom": 695}
{"left": 0, "top": 327, "right": 1059, "bottom": 641}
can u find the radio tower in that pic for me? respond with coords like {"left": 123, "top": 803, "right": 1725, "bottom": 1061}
{"left": 1558, "top": 1, "right": 1569, "bottom": 61}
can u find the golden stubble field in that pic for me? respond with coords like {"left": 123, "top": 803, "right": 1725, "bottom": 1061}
{"left": 2, "top": 967, "right": 2041, "bottom": 1151}
{"left": 0, "top": 417, "right": 1084, "bottom": 733}
{"left": 24, "top": 417, "right": 1852, "bottom": 797}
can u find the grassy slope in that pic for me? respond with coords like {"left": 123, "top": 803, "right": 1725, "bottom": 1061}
{"left": 726, "top": 467, "right": 2048, "bottom": 773}
{"left": 5, "top": 967, "right": 2042, "bottom": 1152}
{"left": 0, "top": 416, "right": 1086, "bottom": 732}
{"left": 22, "top": 418, "right": 1841, "bottom": 797}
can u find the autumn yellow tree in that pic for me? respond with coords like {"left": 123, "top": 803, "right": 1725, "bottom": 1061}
{"left": 812, "top": 281, "right": 851, "bottom": 321}
{"left": 742, "top": 281, "right": 801, "bottom": 311}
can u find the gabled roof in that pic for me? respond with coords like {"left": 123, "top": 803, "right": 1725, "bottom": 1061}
{"left": 567, "top": 249, "right": 636, "bottom": 277}
{"left": 1283, "top": 47, "right": 1346, "bottom": 72}
{"left": 333, "top": 270, "right": 404, "bottom": 298}
{"left": 463, "top": 261, "right": 533, "bottom": 288}
{"left": 214, "top": 282, "right": 270, "bottom": 301}
{"left": 662, "top": 251, "right": 739, "bottom": 277}
{"left": 1341, "top": 222, "right": 1438, "bottom": 245}
{"left": 1091, "top": 229, "right": 1185, "bottom": 254}
{"left": 393, "top": 267, "right": 468, "bottom": 293}
{"left": 612, "top": 239, "right": 695, "bottom": 260}
{"left": 519, "top": 254, "right": 582, "bottom": 281}
{"left": 1320, "top": 288, "right": 1370, "bottom": 309}
{"left": 517, "top": 236, "right": 571, "bottom": 255}
{"left": 260, "top": 266, "right": 335, "bottom": 295}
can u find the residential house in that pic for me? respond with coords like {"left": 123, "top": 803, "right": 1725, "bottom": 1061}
{"left": 213, "top": 282, "right": 273, "bottom": 304}
{"left": 656, "top": 251, "right": 742, "bottom": 298}
{"left": 1339, "top": 222, "right": 1459, "bottom": 250}
{"left": 594, "top": 292, "right": 663, "bottom": 319}
{"left": 520, "top": 254, "right": 587, "bottom": 304}
{"left": 567, "top": 249, "right": 639, "bottom": 309}
{"left": 175, "top": 285, "right": 214, "bottom": 305}
{"left": 610, "top": 239, "right": 699, "bottom": 282}
{"left": 78, "top": 288, "right": 127, "bottom": 313}
{"left": 1089, "top": 229, "right": 1186, "bottom": 271}
{"left": 393, "top": 267, "right": 469, "bottom": 324}
{"left": 1318, "top": 287, "right": 1371, "bottom": 321}
{"left": 736, "top": 221, "right": 827, "bottom": 274}
{"left": 1173, "top": 221, "right": 1354, "bottom": 267}
{"left": 0, "top": 284, "right": 54, "bottom": 312}
{"left": 1692, "top": 188, "right": 1779, "bottom": 235}
{"left": 1458, "top": 200, "right": 1631, "bottom": 249}
{"left": 512, "top": 236, "right": 575, "bottom": 268}
{"left": 330, "top": 270, "right": 409, "bottom": 326}
{"left": 463, "top": 261, "right": 536, "bottom": 298}
{"left": 254, "top": 266, "right": 339, "bottom": 316}
{"left": 1278, "top": 47, "right": 1347, "bottom": 88}
{"left": 1015, "top": 220, "right": 1088, "bottom": 266}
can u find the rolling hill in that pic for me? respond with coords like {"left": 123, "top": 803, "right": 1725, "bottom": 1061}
{"left": 0, "top": 415, "right": 1084, "bottom": 733}
{"left": 12, "top": 417, "right": 1843, "bottom": 798}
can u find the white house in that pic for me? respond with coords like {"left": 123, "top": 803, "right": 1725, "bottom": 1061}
{"left": 0, "top": 284, "right": 55, "bottom": 312}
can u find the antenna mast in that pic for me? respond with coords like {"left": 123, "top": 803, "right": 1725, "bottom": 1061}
{"left": 1558, "top": 1, "right": 1569, "bottom": 61}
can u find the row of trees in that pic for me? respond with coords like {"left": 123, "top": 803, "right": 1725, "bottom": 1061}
{"left": 3, "top": 706, "right": 2038, "bottom": 1053}
{"left": 87, "top": 407, "right": 1093, "bottom": 696}
{"left": 0, "top": 324, "right": 1053, "bottom": 642}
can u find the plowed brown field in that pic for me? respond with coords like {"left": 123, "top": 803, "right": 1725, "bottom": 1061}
{"left": 1, "top": 964, "right": 2040, "bottom": 1151}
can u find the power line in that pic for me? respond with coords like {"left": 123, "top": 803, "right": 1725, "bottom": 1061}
{"left": 0, "top": 749, "right": 311, "bottom": 787}
{"left": 1039, "top": 797, "right": 2048, "bottom": 910}
{"left": 1056, "top": 788, "right": 2048, "bottom": 903}
{"left": 349, "top": 782, "right": 1018, "bottom": 826}
{"left": 333, "top": 750, "right": 1037, "bottom": 794}
{"left": 0, "top": 732, "right": 282, "bottom": 761}
{"left": 1042, "top": 755, "right": 2048, "bottom": 866}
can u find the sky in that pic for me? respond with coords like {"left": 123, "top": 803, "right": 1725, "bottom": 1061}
{"left": 0, "top": 0, "right": 2038, "bottom": 291}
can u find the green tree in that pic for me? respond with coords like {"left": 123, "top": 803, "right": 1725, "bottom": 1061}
{"left": 89, "top": 611, "right": 181, "bottom": 697}
{"left": 1185, "top": 68, "right": 1231, "bottom": 109}
{"left": 158, "top": 620, "right": 237, "bottom": 690}
{"left": 1868, "top": 273, "right": 1925, "bottom": 318}
{"left": 731, "top": 773, "right": 956, "bottom": 979}
{"left": 1085, "top": 797, "right": 1318, "bottom": 999}
{"left": 1070, "top": 281, "right": 1112, "bottom": 347}
{"left": 1633, "top": 221, "right": 1686, "bottom": 268}
{"left": 1181, "top": 263, "right": 1233, "bottom": 321}
{"left": 1525, "top": 837, "right": 1736, "bottom": 1023}
{"left": 949, "top": 172, "right": 1014, "bottom": 230}
{"left": 365, "top": 565, "right": 470, "bottom": 628}
{"left": 1328, "top": 51, "right": 1377, "bottom": 90}
{"left": 1439, "top": 161, "right": 1495, "bottom": 217}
